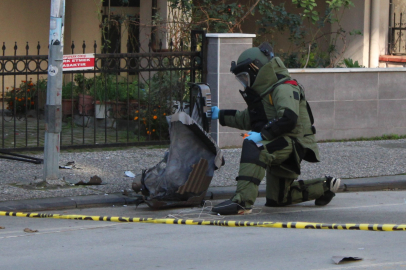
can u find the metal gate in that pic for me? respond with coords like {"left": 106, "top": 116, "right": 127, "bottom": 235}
{"left": 0, "top": 30, "right": 206, "bottom": 151}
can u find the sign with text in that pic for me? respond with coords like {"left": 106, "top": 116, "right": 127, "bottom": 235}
{"left": 63, "top": 54, "right": 95, "bottom": 71}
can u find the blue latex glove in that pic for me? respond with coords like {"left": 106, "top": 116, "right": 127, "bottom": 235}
{"left": 211, "top": 106, "right": 219, "bottom": 120}
{"left": 245, "top": 131, "right": 263, "bottom": 143}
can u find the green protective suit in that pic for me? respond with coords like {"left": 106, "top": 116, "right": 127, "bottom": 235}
{"left": 219, "top": 57, "right": 325, "bottom": 208}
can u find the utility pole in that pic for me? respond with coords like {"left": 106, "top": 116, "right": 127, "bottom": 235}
{"left": 43, "top": 0, "right": 65, "bottom": 181}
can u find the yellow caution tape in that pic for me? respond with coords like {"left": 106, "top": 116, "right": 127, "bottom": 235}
{"left": 1, "top": 211, "right": 406, "bottom": 231}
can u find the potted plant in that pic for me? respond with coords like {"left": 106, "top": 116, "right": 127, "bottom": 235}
{"left": 61, "top": 81, "right": 78, "bottom": 117}
{"left": 124, "top": 80, "right": 146, "bottom": 119}
{"left": 89, "top": 75, "right": 108, "bottom": 119}
{"left": 128, "top": 80, "right": 146, "bottom": 104}
{"left": 5, "top": 79, "right": 40, "bottom": 114}
{"left": 74, "top": 74, "right": 94, "bottom": 116}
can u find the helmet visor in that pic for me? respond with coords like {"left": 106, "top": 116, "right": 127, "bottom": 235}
{"left": 235, "top": 72, "right": 250, "bottom": 88}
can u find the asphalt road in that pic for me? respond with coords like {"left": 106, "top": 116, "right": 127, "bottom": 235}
{"left": 1, "top": 191, "right": 406, "bottom": 270}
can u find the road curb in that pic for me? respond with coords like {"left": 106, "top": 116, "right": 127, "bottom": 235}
{"left": 206, "top": 176, "right": 406, "bottom": 200}
{"left": 339, "top": 175, "right": 406, "bottom": 192}
{"left": 1, "top": 175, "right": 405, "bottom": 212}
{"left": 0, "top": 194, "right": 138, "bottom": 212}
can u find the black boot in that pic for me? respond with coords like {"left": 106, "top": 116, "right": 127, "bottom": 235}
{"left": 212, "top": 199, "right": 252, "bottom": 215}
{"left": 315, "top": 176, "right": 341, "bottom": 206}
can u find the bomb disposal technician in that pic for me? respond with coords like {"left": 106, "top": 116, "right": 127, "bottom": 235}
{"left": 211, "top": 43, "right": 340, "bottom": 215}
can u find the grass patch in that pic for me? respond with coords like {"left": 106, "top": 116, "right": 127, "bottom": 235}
{"left": 220, "top": 133, "right": 406, "bottom": 149}
{"left": 144, "top": 144, "right": 170, "bottom": 149}
{"left": 318, "top": 134, "right": 406, "bottom": 143}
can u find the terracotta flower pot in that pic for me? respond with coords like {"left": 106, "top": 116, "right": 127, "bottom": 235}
{"left": 61, "top": 99, "right": 77, "bottom": 117}
{"left": 78, "top": 94, "right": 94, "bottom": 116}
{"left": 109, "top": 101, "right": 127, "bottom": 119}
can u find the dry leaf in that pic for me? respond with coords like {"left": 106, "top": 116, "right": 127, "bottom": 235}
{"left": 0, "top": 226, "right": 5, "bottom": 229}
{"left": 24, "top": 228, "right": 38, "bottom": 233}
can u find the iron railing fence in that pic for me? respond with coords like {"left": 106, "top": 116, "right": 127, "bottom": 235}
{"left": 389, "top": 0, "right": 406, "bottom": 55}
{"left": 0, "top": 30, "right": 205, "bottom": 151}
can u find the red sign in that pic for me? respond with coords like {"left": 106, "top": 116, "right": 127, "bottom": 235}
{"left": 63, "top": 54, "right": 95, "bottom": 71}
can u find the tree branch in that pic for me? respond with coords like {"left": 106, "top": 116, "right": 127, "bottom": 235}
{"left": 228, "top": 0, "right": 261, "bottom": 33}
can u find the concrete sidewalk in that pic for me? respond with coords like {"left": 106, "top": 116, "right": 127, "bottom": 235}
{"left": 1, "top": 139, "right": 406, "bottom": 211}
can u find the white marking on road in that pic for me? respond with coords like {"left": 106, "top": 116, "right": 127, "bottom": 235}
{"left": 312, "top": 260, "right": 406, "bottom": 269}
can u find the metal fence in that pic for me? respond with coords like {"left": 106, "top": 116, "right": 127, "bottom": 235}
{"left": 0, "top": 30, "right": 205, "bottom": 151}
{"left": 388, "top": 0, "right": 406, "bottom": 55}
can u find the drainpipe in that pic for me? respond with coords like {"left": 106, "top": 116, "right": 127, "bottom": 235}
{"left": 369, "top": 0, "right": 380, "bottom": 68}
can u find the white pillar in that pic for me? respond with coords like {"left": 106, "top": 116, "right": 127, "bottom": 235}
{"left": 157, "top": 0, "right": 169, "bottom": 49}
{"left": 363, "top": 0, "right": 372, "bottom": 67}
{"left": 139, "top": 0, "right": 152, "bottom": 53}
{"left": 369, "top": 0, "right": 380, "bottom": 68}
{"left": 206, "top": 33, "right": 255, "bottom": 148}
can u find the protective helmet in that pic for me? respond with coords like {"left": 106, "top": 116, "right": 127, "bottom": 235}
{"left": 230, "top": 42, "right": 274, "bottom": 88}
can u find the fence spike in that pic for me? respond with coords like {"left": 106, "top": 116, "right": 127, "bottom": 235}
{"left": 71, "top": 41, "right": 75, "bottom": 53}
{"left": 82, "top": 40, "right": 86, "bottom": 53}
{"left": 148, "top": 39, "right": 152, "bottom": 52}
{"left": 180, "top": 40, "right": 184, "bottom": 51}
{"left": 2, "top": 42, "right": 5, "bottom": 56}
{"left": 170, "top": 39, "right": 173, "bottom": 52}
{"left": 94, "top": 40, "right": 97, "bottom": 52}
{"left": 159, "top": 39, "right": 162, "bottom": 50}
{"left": 26, "top": 42, "right": 29, "bottom": 55}
{"left": 37, "top": 42, "right": 41, "bottom": 55}
{"left": 14, "top": 42, "right": 17, "bottom": 56}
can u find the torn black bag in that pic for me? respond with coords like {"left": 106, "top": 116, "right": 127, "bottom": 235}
{"left": 132, "top": 84, "right": 224, "bottom": 209}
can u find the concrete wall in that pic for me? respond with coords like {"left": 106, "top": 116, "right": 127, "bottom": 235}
{"left": 0, "top": 0, "right": 50, "bottom": 54}
{"left": 206, "top": 35, "right": 406, "bottom": 148}
{"left": 65, "top": 0, "right": 102, "bottom": 54}
{"left": 0, "top": 0, "right": 154, "bottom": 54}
{"left": 292, "top": 68, "right": 406, "bottom": 141}
{"left": 0, "top": 0, "right": 102, "bottom": 54}
{"left": 214, "top": 67, "right": 406, "bottom": 147}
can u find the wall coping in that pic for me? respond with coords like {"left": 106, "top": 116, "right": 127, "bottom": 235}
{"left": 289, "top": 67, "right": 406, "bottom": 73}
{"left": 205, "top": 33, "right": 256, "bottom": 38}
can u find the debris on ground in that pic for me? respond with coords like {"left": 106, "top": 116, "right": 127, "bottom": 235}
{"left": 75, "top": 175, "right": 102, "bottom": 185}
{"left": 24, "top": 228, "right": 38, "bottom": 233}
{"left": 332, "top": 256, "right": 363, "bottom": 264}
{"left": 135, "top": 84, "right": 224, "bottom": 209}
{"left": 59, "top": 161, "right": 80, "bottom": 169}
{"left": 0, "top": 226, "right": 5, "bottom": 229}
{"left": 124, "top": 171, "right": 135, "bottom": 178}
